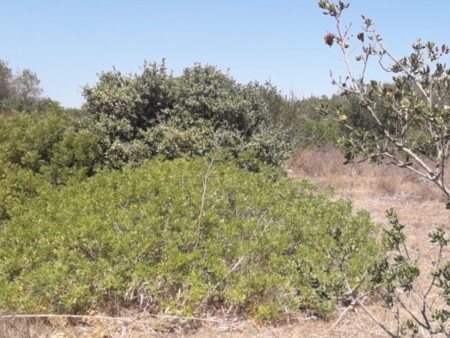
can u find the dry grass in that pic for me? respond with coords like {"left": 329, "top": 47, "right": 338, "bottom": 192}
{"left": 289, "top": 146, "right": 449, "bottom": 225}
{"left": 0, "top": 311, "right": 392, "bottom": 338}
{"left": 3, "top": 146, "right": 450, "bottom": 337}
{"left": 290, "top": 146, "right": 448, "bottom": 202}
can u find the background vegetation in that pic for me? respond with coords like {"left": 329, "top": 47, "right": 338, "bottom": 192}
{"left": 3, "top": 0, "right": 450, "bottom": 335}
{"left": 0, "top": 57, "right": 382, "bottom": 323}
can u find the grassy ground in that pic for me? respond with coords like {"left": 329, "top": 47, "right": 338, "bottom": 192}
{"left": 2, "top": 146, "right": 450, "bottom": 337}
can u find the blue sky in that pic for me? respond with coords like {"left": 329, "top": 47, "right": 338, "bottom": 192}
{"left": 2, "top": 0, "right": 450, "bottom": 108}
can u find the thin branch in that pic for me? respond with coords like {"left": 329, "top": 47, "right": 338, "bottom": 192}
{"left": 376, "top": 41, "right": 430, "bottom": 103}
{"left": 424, "top": 244, "right": 444, "bottom": 298}
{"left": 194, "top": 256, "right": 245, "bottom": 315}
{"left": 334, "top": 13, "right": 363, "bottom": 93}
{"left": 396, "top": 296, "right": 429, "bottom": 331}
{"left": 330, "top": 299, "right": 357, "bottom": 330}
{"left": 355, "top": 298, "right": 397, "bottom": 338}
{"left": 193, "top": 156, "right": 215, "bottom": 250}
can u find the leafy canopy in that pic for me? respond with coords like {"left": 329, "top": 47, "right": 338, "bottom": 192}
{"left": 0, "top": 59, "right": 53, "bottom": 113}
{"left": 0, "top": 157, "right": 380, "bottom": 319}
{"left": 318, "top": 0, "right": 450, "bottom": 201}
{"left": 82, "top": 61, "right": 292, "bottom": 169}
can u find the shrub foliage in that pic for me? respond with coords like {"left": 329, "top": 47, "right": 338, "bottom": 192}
{"left": 0, "top": 58, "right": 382, "bottom": 322}
{"left": 82, "top": 61, "right": 292, "bottom": 168}
{"left": 0, "top": 157, "right": 380, "bottom": 319}
{"left": 0, "top": 110, "right": 101, "bottom": 220}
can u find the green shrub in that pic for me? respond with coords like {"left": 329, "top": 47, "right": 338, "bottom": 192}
{"left": 0, "top": 158, "right": 380, "bottom": 319}
{"left": 259, "top": 82, "right": 344, "bottom": 148}
{"left": 0, "top": 111, "right": 102, "bottom": 220}
{"left": 0, "top": 110, "right": 101, "bottom": 176}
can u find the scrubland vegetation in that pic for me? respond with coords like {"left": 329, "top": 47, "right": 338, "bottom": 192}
{"left": 0, "top": 58, "right": 381, "bottom": 323}
{"left": 3, "top": 1, "right": 450, "bottom": 336}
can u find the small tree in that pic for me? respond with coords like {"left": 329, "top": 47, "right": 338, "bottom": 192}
{"left": 10, "top": 68, "right": 45, "bottom": 113}
{"left": 318, "top": 1, "right": 450, "bottom": 336}
{"left": 318, "top": 0, "right": 450, "bottom": 202}
{"left": 0, "top": 59, "right": 49, "bottom": 113}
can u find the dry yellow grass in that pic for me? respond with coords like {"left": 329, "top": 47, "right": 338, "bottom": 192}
{"left": 3, "top": 146, "right": 450, "bottom": 337}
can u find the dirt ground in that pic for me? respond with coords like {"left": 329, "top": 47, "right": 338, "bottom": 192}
{"left": 2, "top": 147, "right": 450, "bottom": 337}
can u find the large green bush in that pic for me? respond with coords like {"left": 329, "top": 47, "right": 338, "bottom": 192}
{"left": 82, "top": 61, "right": 292, "bottom": 168}
{"left": 0, "top": 157, "right": 380, "bottom": 319}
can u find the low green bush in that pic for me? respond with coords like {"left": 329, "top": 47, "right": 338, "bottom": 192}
{"left": 0, "top": 158, "right": 380, "bottom": 320}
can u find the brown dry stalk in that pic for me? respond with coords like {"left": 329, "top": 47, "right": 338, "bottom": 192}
{"left": 0, "top": 314, "right": 133, "bottom": 322}
{"left": 194, "top": 256, "right": 245, "bottom": 315}
{"left": 0, "top": 313, "right": 242, "bottom": 329}
{"left": 193, "top": 156, "right": 215, "bottom": 250}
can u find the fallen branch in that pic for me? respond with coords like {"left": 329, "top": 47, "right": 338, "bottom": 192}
{"left": 0, "top": 313, "right": 243, "bottom": 329}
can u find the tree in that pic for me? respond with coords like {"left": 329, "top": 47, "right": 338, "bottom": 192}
{"left": 318, "top": 1, "right": 450, "bottom": 336}
{"left": 10, "top": 68, "right": 44, "bottom": 112}
{"left": 0, "top": 60, "right": 13, "bottom": 112}
{"left": 318, "top": 0, "right": 450, "bottom": 201}
{"left": 0, "top": 59, "right": 48, "bottom": 113}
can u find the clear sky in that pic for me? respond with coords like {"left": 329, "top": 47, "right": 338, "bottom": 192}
{"left": 2, "top": 0, "right": 450, "bottom": 108}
